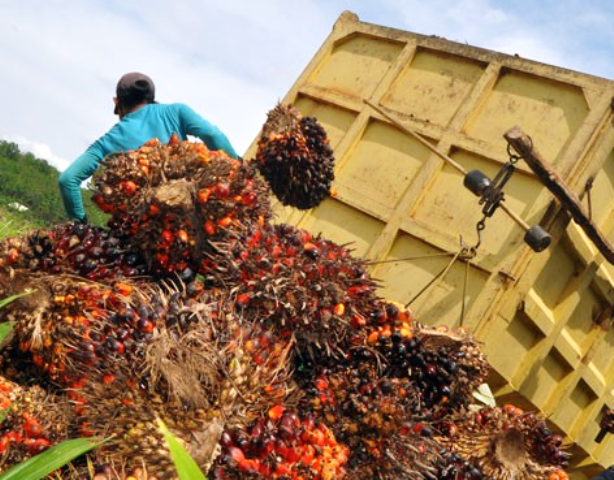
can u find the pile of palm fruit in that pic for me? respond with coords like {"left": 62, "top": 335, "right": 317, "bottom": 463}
{"left": 0, "top": 104, "right": 570, "bottom": 479}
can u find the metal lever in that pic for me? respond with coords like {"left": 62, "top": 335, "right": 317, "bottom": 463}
{"left": 365, "top": 99, "right": 551, "bottom": 254}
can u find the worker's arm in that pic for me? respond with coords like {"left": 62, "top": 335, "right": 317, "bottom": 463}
{"left": 177, "top": 104, "right": 238, "bottom": 158}
{"left": 58, "top": 143, "right": 105, "bottom": 221}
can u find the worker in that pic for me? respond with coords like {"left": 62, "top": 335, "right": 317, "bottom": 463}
{"left": 59, "top": 72, "right": 238, "bottom": 222}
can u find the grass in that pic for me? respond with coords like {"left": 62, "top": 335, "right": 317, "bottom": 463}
{"left": 0, "top": 204, "right": 49, "bottom": 240}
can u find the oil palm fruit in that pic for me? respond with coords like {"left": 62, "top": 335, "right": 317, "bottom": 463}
{"left": 256, "top": 103, "right": 335, "bottom": 210}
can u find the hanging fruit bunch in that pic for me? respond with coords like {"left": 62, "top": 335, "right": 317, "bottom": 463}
{"left": 91, "top": 137, "right": 271, "bottom": 278}
{"left": 256, "top": 103, "right": 335, "bottom": 210}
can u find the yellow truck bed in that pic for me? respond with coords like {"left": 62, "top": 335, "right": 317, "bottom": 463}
{"left": 246, "top": 11, "right": 614, "bottom": 477}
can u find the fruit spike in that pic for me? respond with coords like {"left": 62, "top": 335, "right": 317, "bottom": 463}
{"left": 256, "top": 103, "right": 335, "bottom": 210}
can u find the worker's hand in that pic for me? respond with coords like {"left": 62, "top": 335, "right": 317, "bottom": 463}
{"left": 77, "top": 215, "right": 88, "bottom": 225}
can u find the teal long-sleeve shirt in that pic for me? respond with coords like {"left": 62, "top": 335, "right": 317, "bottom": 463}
{"left": 59, "top": 102, "right": 238, "bottom": 221}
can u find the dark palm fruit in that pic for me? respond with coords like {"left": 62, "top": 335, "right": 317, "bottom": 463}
{"left": 0, "top": 222, "right": 148, "bottom": 283}
{"left": 256, "top": 103, "right": 335, "bottom": 210}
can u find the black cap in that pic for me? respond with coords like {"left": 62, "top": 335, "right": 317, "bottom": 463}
{"left": 116, "top": 72, "right": 155, "bottom": 100}
{"left": 114, "top": 72, "right": 155, "bottom": 114}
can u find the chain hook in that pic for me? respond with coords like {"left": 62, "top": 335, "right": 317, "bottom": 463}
{"left": 458, "top": 235, "right": 477, "bottom": 261}
{"left": 472, "top": 218, "right": 486, "bottom": 251}
{"left": 506, "top": 135, "right": 532, "bottom": 164}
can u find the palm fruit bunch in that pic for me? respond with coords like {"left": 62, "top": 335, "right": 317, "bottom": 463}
{"left": 0, "top": 265, "right": 302, "bottom": 476}
{"left": 0, "top": 275, "right": 161, "bottom": 386}
{"left": 200, "top": 222, "right": 380, "bottom": 358}
{"left": 91, "top": 136, "right": 271, "bottom": 278}
{"left": 287, "top": 301, "right": 488, "bottom": 478}
{"left": 215, "top": 321, "right": 297, "bottom": 427}
{"left": 366, "top": 319, "right": 490, "bottom": 419}
{"left": 210, "top": 407, "right": 348, "bottom": 479}
{"left": 74, "top": 363, "right": 223, "bottom": 479}
{"left": 435, "top": 405, "right": 570, "bottom": 479}
{"left": 0, "top": 376, "right": 71, "bottom": 466}
{"left": 256, "top": 103, "right": 335, "bottom": 210}
{"left": 297, "top": 364, "right": 444, "bottom": 479}
{"left": 0, "top": 221, "right": 147, "bottom": 281}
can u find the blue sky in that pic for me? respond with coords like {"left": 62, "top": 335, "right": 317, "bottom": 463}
{"left": 1, "top": 0, "right": 614, "bottom": 171}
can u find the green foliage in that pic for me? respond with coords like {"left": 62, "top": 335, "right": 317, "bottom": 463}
{"left": 0, "top": 291, "right": 32, "bottom": 311}
{"left": 157, "top": 419, "right": 207, "bottom": 480}
{"left": 0, "top": 437, "right": 107, "bottom": 480}
{"left": 0, "top": 141, "right": 108, "bottom": 235}
{"left": 0, "top": 144, "right": 64, "bottom": 224}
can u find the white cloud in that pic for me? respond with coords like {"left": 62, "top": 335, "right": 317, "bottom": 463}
{"left": 1, "top": 0, "right": 614, "bottom": 175}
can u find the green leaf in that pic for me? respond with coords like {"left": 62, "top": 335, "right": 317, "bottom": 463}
{"left": 0, "top": 290, "right": 33, "bottom": 310}
{"left": 0, "top": 437, "right": 107, "bottom": 480}
{"left": 0, "top": 322, "right": 14, "bottom": 345}
{"left": 0, "top": 402, "right": 14, "bottom": 425}
{"left": 157, "top": 418, "right": 206, "bottom": 480}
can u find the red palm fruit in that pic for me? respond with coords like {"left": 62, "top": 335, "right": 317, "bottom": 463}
{"left": 196, "top": 188, "right": 212, "bottom": 204}
{"left": 204, "top": 220, "right": 216, "bottom": 236}
{"left": 6, "top": 248, "right": 19, "bottom": 265}
{"left": 120, "top": 180, "right": 138, "bottom": 196}
{"left": 217, "top": 216, "right": 233, "bottom": 228}
{"left": 213, "top": 182, "right": 230, "bottom": 199}
{"left": 114, "top": 282, "right": 133, "bottom": 296}
{"left": 28, "top": 438, "right": 50, "bottom": 455}
{"left": 236, "top": 293, "right": 251, "bottom": 306}
{"left": 176, "top": 230, "right": 189, "bottom": 243}
{"left": 228, "top": 446, "right": 246, "bottom": 464}
{"left": 161, "top": 230, "right": 174, "bottom": 245}
{"left": 138, "top": 319, "right": 154, "bottom": 333}
{"left": 169, "top": 132, "right": 180, "bottom": 144}
{"left": 23, "top": 417, "right": 43, "bottom": 438}
{"left": 268, "top": 405, "right": 285, "bottom": 421}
